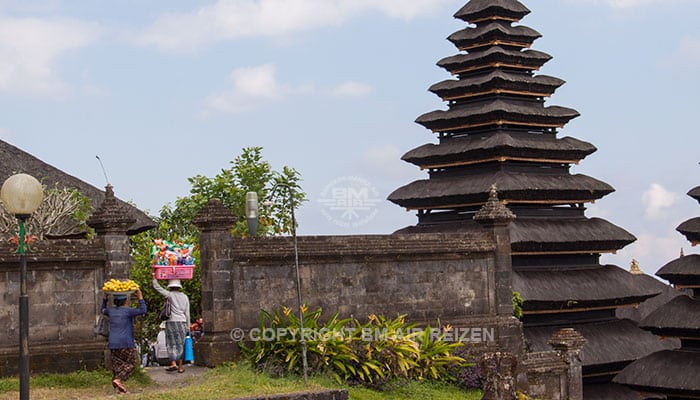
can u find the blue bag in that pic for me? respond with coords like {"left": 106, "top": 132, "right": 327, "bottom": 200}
{"left": 184, "top": 332, "right": 194, "bottom": 362}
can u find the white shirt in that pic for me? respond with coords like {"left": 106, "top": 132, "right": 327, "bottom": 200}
{"left": 152, "top": 279, "right": 191, "bottom": 323}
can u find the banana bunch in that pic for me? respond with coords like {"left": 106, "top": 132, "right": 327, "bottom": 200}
{"left": 102, "top": 279, "right": 139, "bottom": 292}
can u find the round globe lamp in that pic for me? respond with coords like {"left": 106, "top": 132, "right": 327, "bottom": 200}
{"left": 1, "top": 173, "right": 44, "bottom": 218}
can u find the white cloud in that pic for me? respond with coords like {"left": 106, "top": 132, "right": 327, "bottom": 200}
{"left": 642, "top": 183, "right": 679, "bottom": 220}
{"left": 204, "top": 63, "right": 373, "bottom": 113}
{"left": 329, "top": 81, "right": 373, "bottom": 98}
{"left": 0, "top": 16, "right": 99, "bottom": 96}
{"left": 205, "top": 63, "right": 291, "bottom": 113}
{"left": 605, "top": 231, "right": 686, "bottom": 276}
{"left": 660, "top": 36, "right": 700, "bottom": 70}
{"left": 133, "top": 0, "right": 453, "bottom": 52}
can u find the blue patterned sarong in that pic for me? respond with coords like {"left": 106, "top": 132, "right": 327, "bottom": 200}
{"left": 165, "top": 321, "right": 188, "bottom": 361}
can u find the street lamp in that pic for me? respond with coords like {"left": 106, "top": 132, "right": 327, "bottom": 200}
{"left": 246, "top": 186, "right": 308, "bottom": 384}
{"left": 0, "top": 173, "right": 43, "bottom": 400}
{"left": 245, "top": 192, "right": 259, "bottom": 236}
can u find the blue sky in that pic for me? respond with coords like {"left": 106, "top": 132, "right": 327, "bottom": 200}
{"left": 0, "top": 0, "right": 698, "bottom": 276}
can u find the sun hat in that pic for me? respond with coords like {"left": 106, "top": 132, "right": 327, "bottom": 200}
{"left": 113, "top": 293, "right": 128, "bottom": 300}
{"left": 167, "top": 279, "right": 182, "bottom": 289}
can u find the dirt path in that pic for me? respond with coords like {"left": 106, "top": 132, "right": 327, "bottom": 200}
{"left": 143, "top": 363, "right": 209, "bottom": 386}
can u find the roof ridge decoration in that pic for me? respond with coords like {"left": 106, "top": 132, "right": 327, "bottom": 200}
{"left": 629, "top": 258, "right": 644, "bottom": 275}
{"left": 474, "top": 184, "right": 516, "bottom": 222}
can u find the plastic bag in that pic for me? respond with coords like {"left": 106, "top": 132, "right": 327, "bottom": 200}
{"left": 95, "top": 315, "right": 109, "bottom": 337}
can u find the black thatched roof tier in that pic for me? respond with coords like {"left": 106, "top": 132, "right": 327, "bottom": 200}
{"left": 613, "top": 350, "right": 700, "bottom": 396}
{"left": 584, "top": 383, "right": 659, "bottom": 400}
{"left": 437, "top": 47, "right": 551, "bottom": 75}
{"left": 677, "top": 217, "right": 700, "bottom": 245}
{"left": 656, "top": 254, "right": 700, "bottom": 286}
{"left": 401, "top": 132, "right": 595, "bottom": 168}
{"left": 429, "top": 71, "right": 564, "bottom": 101}
{"left": 525, "top": 319, "right": 676, "bottom": 371}
{"left": 688, "top": 186, "right": 700, "bottom": 203}
{"left": 510, "top": 218, "right": 636, "bottom": 254}
{"left": 514, "top": 266, "right": 662, "bottom": 312}
{"left": 0, "top": 140, "right": 154, "bottom": 236}
{"left": 448, "top": 22, "right": 541, "bottom": 51}
{"left": 639, "top": 295, "right": 700, "bottom": 338}
{"left": 617, "top": 275, "right": 680, "bottom": 323}
{"left": 454, "top": 0, "right": 530, "bottom": 23}
{"left": 416, "top": 98, "right": 579, "bottom": 133}
{"left": 394, "top": 217, "right": 635, "bottom": 254}
{"left": 388, "top": 171, "right": 612, "bottom": 209}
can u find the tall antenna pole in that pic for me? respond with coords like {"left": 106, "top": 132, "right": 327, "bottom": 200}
{"left": 95, "top": 155, "right": 110, "bottom": 186}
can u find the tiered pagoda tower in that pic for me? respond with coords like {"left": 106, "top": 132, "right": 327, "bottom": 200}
{"left": 614, "top": 186, "right": 700, "bottom": 399}
{"left": 388, "top": 0, "right": 671, "bottom": 397}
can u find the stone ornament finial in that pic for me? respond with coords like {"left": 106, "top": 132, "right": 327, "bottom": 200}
{"left": 474, "top": 183, "right": 516, "bottom": 223}
{"left": 629, "top": 258, "right": 644, "bottom": 275}
{"left": 548, "top": 328, "right": 587, "bottom": 353}
{"left": 87, "top": 184, "right": 135, "bottom": 234}
{"left": 192, "top": 198, "right": 237, "bottom": 232}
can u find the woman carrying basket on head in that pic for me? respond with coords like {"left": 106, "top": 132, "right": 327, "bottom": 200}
{"left": 152, "top": 274, "right": 190, "bottom": 373}
{"left": 102, "top": 288, "right": 147, "bottom": 393}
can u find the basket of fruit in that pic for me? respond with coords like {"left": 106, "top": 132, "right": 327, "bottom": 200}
{"left": 102, "top": 279, "right": 140, "bottom": 295}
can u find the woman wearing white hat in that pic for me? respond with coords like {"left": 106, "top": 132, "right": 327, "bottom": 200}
{"left": 152, "top": 275, "right": 190, "bottom": 373}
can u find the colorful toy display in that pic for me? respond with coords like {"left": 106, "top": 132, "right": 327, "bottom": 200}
{"left": 151, "top": 239, "right": 196, "bottom": 280}
{"left": 151, "top": 239, "right": 195, "bottom": 266}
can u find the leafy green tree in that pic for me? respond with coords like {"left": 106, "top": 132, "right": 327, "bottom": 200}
{"left": 130, "top": 147, "right": 305, "bottom": 345}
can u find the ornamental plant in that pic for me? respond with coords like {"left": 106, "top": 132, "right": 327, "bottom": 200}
{"left": 240, "top": 306, "right": 470, "bottom": 389}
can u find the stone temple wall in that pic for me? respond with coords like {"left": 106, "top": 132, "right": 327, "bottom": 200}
{"left": 0, "top": 239, "right": 109, "bottom": 375}
{"left": 193, "top": 199, "right": 525, "bottom": 368}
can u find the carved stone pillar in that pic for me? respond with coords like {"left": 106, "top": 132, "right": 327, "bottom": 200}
{"left": 87, "top": 185, "right": 135, "bottom": 279}
{"left": 548, "top": 328, "right": 587, "bottom": 400}
{"left": 480, "top": 352, "right": 518, "bottom": 400}
{"left": 192, "top": 198, "right": 238, "bottom": 367}
{"left": 474, "top": 185, "right": 516, "bottom": 319}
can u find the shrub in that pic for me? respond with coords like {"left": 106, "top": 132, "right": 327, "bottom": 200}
{"left": 448, "top": 345, "right": 482, "bottom": 390}
{"left": 240, "top": 306, "right": 471, "bottom": 389}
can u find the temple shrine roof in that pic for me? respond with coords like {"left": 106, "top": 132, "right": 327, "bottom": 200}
{"left": 448, "top": 22, "right": 541, "bottom": 51}
{"left": 437, "top": 46, "right": 551, "bottom": 75}
{"left": 454, "top": 0, "right": 530, "bottom": 23}
{"left": 429, "top": 71, "right": 564, "bottom": 101}
{"left": 402, "top": 132, "right": 595, "bottom": 169}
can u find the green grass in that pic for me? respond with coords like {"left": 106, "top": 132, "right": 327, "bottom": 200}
{"left": 0, "top": 369, "right": 124, "bottom": 393}
{"left": 0, "top": 363, "right": 481, "bottom": 400}
{"left": 345, "top": 381, "right": 480, "bottom": 400}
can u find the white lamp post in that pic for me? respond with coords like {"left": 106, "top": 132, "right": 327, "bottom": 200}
{"left": 246, "top": 186, "right": 308, "bottom": 384}
{"left": 1, "top": 173, "right": 43, "bottom": 400}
